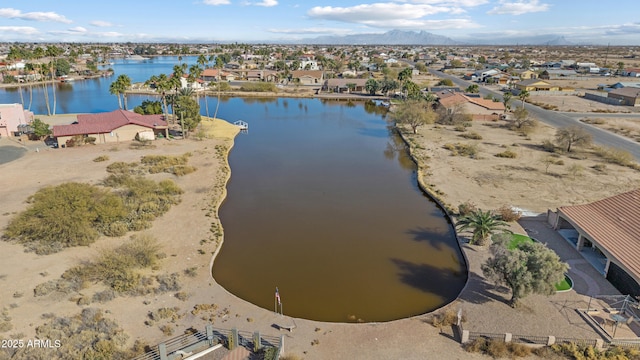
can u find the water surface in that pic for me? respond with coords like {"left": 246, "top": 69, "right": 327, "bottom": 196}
{"left": 213, "top": 98, "right": 466, "bottom": 322}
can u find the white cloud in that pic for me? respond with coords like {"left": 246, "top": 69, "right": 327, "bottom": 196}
{"left": 308, "top": 4, "right": 453, "bottom": 23}
{"left": 488, "top": 0, "right": 550, "bottom": 15}
{"left": 203, "top": 0, "right": 231, "bottom": 5}
{"left": 0, "top": 26, "right": 39, "bottom": 35}
{"left": 90, "top": 20, "right": 113, "bottom": 27}
{"left": 268, "top": 27, "right": 353, "bottom": 34}
{"left": 307, "top": 3, "right": 481, "bottom": 30}
{"left": 0, "top": 8, "right": 72, "bottom": 23}
{"left": 68, "top": 27, "right": 88, "bottom": 33}
{"left": 255, "top": 0, "right": 278, "bottom": 6}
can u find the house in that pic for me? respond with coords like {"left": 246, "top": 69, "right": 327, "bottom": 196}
{"left": 246, "top": 70, "right": 278, "bottom": 82}
{"left": 0, "top": 103, "right": 34, "bottom": 137}
{"left": 622, "top": 68, "right": 640, "bottom": 77}
{"left": 178, "top": 75, "right": 205, "bottom": 90}
{"left": 52, "top": 110, "right": 168, "bottom": 145}
{"left": 608, "top": 87, "right": 640, "bottom": 106}
{"left": 514, "top": 69, "right": 537, "bottom": 80}
{"left": 290, "top": 70, "right": 324, "bottom": 86}
{"left": 514, "top": 79, "right": 559, "bottom": 92}
{"left": 437, "top": 92, "right": 504, "bottom": 121}
{"left": 202, "top": 68, "right": 235, "bottom": 82}
{"left": 550, "top": 189, "right": 640, "bottom": 297}
{"left": 322, "top": 78, "right": 368, "bottom": 93}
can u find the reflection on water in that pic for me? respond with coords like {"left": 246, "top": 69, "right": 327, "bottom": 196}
{"left": 213, "top": 98, "right": 466, "bottom": 323}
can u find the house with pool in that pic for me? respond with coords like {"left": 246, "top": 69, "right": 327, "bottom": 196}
{"left": 548, "top": 188, "right": 640, "bottom": 297}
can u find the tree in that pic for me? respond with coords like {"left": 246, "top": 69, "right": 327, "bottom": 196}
{"left": 509, "top": 107, "right": 537, "bottom": 133}
{"left": 365, "top": 79, "right": 379, "bottom": 95}
{"left": 380, "top": 77, "right": 399, "bottom": 96}
{"left": 436, "top": 78, "right": 454, "bottom": 86}
{"left": 502, "top": 92, "right": 512, "bottom": 114}
{"left": 465, "top": 84, "right": 479, "bottom": 93}
{"left": 392, "top": 99, "right": 436, "bottom": 134}
{"left": 482, "top": 239, "right": 568, "bottom": 307}
{"left": 518, "top": 89, "right": 530, "bottom": 107}
{"left": 397, "top": 67, "right": 413, "bottom": 83}
{"left": 197, "top": 54, "right": 210, "bottom": 117}
{"left": 133, "top": 100, "right": 163, "bottom": 115}
{"left": 402, "top": 80, "right": 423, "bottom": 100}
{"left": 455, "top": 209, "right": 511, "bottom": 246}
{"left": 31, "top": 118, "right": 51, "bottom": 139}
{"left": 174, "top": 94, "right": 201, "bottom": 135}
{"left": 555, "top": 125, "right": 592, "bottom": 152}
{"left": 109, "top": 75, "right": 131, "bottom": 110}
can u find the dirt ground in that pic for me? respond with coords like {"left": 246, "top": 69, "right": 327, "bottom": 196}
{"left": 529, "top": 93, "right": 637, "bottom": 113}
{"left": 404, "top": 118, "right": 640, "bottom": 215}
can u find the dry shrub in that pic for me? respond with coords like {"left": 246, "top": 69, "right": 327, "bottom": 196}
{"left": 160, "top": 324, "right": 174, "bottom": 336}
{"left": 459, "top": 131, "right": 483, "bottom": 140}
{"left": 458, "top": 201, "right": 478, "bottom": 216}
{"left": 495, "top": 150, "right": 517, "bottom": 158}
{"left": 431, "top": 308, "right": 463, "bottom": 328}
{"left": 443, "top": 143, "right": 478, "bottom": 158}
{"left": 93, "top": 155, "right": 110, "bottom": 162}
{"left": 593, "top": 146, "right": 636, "bottom": 167}
{"left": 496, "top": 205, "right": 522, "bottom": 222}
{"left": 486, "top": 339, "right": 509, "bottom": 358}
{"left": 508, "top": 343, "right": 532, "bottom": 357}
{"left": 541, "top": 139, "right": 556, "bottom": 152}
{"left": 464, "top": 338, "right": 488, "bottom": 353}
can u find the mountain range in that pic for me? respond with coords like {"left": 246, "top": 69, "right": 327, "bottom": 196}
{"left": 294, "top": 30, "right": 573, "bottom": 46}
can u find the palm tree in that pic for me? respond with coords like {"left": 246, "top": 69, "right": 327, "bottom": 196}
{"left": 456, "top": 210, "right": 511, "bottom": 246}
{"left": 502, "top": 92, "right": 512, "bottom": 114}
{"left": 518, "top": 90, "right": 529, "bottom": 107}
{"left": 197, "top": 54, "right": 210, "bottom": 117}
{"left": 109, "top": 75, "right": 131, "bottom": 110}
{"left": 109, "top": 80, "right": 123, "bottom": 109}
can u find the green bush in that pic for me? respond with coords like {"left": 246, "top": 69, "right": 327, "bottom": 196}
{"left": 239, "top": 82, "right": 277, "bottom": 92}
{"left": 4, "top": 183, "right": 127, "bottom": 254}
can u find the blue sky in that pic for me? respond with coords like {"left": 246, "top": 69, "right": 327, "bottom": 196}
{"left": 0, "top": 0, "right": 639, "bottom": 44}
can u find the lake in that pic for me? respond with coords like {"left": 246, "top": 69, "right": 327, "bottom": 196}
{"left": 213, "top": 98, "right": 466, "bottom": 322}
{"left": 0, "top": 58, "right": 467, "bottom": 322}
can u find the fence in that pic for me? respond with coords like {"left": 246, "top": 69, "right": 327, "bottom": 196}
{"left": 584, "top": 92, "right": 624, "bottom": 106}
{"left": 132, "top": 325, "right": 284, "bottom": 360}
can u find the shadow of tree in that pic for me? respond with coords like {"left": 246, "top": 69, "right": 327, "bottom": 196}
{"left": 457, "top": 271, "right": 511, "bottom": 305}
{"left": 406, "top": 226, "right": 458, "bottom": 250}
{"left": 390, "top": 258, "right": 466, "bottom": 303}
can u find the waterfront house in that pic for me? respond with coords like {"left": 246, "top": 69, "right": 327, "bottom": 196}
{"left": 52, "top": 110, "right": 168, "bottom": 145}
{"left": 290, "top": 70, "right": 324, "bottom": 85}
{"left": 550, "top": 189, "right": 640, "bottom": 297}
{"left": 322, "top": 78, "right": 368, "bottom": 93}
{"left": 436, "top": 92, "right": 504, "bottom": 121}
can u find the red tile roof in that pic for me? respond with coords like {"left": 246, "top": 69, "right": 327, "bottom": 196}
{"left": 53, "top": 110, "right": 167, "bottom": 137}
{"left": 558, "top": 188, "right": 640, "bottom": 281}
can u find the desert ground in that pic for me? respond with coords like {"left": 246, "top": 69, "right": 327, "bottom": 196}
{"left": 1, "top": 102, "right": 639, "bottom": 359}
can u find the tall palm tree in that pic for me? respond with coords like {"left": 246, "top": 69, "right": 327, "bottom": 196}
{"left": 197, "top": 54, "right": 210, "bottom": 117}
{"left": 456, "top": 210, "right": 511, "bottom": 246}
{"left": 109, "top": 75, "right": 131, "bottom": 110}
{"left": 39, "top": 63, "right": 51, "bottom": 116}
{"left": 109, "top": 80, "right": 123, "bottom": 109}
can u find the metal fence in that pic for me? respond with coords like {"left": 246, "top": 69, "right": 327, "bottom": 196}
{"left": 133, "top": 325, "right": 282, "bottom": 360}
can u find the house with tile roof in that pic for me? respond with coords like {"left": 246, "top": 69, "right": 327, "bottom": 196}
{"left": 52, "top": 109, "right": 168, "bottom": 146}
{"left": 437, "top": 92, "right": 505, "bottom": 121}
{"left": 550, "top": 189, "right": 640, "bottom": 297}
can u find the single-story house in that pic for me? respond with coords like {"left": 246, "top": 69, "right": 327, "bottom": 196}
{"left": 549, "top": 189, "right": 640, "bottom": 297}
{"left": 514, "top": 69, "right": 537, "bottom": 80}
{"left": 246, "top": 70, "right": 278, "bottom": 82}
{"left": 0, "top": 103, "right": 35, "bottom": 137}
{"left": 53, "top": 109, "right": 168, "bottom": 145}
{"left": 437, "top": 92, "right": 504, "bottom": 121}
{"left": 608, "top": 87, "right": 640, "bottom": 106}
{"left": 202, "top": 68, "right": 236, "bottom": 82}
{"left": 290, "top": 70, "right": 324, "bottom": 85}
{"left": 515, "top": 79, "right": 559, "bottom": 92}
{"left": 322, "top": 78, "right": 368, "bottom": 93}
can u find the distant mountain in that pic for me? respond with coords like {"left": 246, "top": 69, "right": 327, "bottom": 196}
{"left": 458, "top": 35, "right": 574, "bottom": 46}
{"left": 300, "top": 30, "right": 459, "bottom": 45}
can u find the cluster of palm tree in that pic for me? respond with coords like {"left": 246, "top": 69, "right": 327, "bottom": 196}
{"left": 109, "top": 74, "right": 132, "bottom": 110}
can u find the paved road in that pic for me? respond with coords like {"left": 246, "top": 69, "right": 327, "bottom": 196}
{"left": 429, "top": 69, "right": 640, "bottom": 161}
